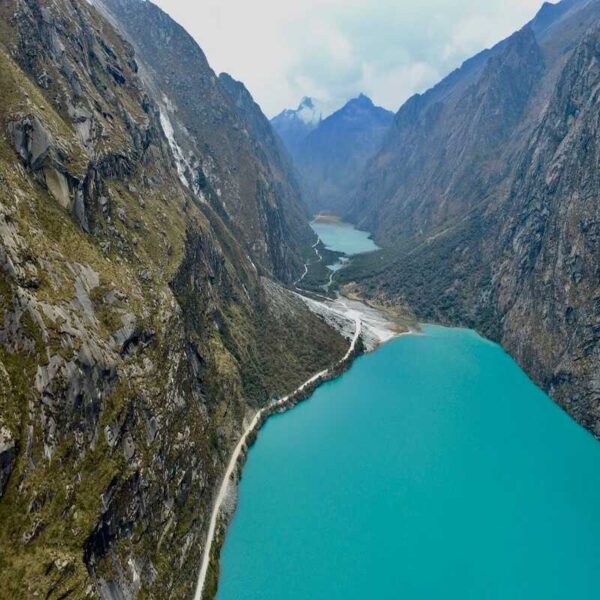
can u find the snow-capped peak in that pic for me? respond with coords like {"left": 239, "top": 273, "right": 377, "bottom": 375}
{"left": 271, "top": 97, "right": 326, "bottom": 127}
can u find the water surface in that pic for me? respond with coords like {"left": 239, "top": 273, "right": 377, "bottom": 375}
{"left": 218, "top": 326, "right": 600, "bottom": 599}
{"left": 311, "top": 219, "right": 379, "bottom": 256}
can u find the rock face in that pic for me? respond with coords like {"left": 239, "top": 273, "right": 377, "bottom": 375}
{"left": 344, "top": 0, "right": 600, "bottom": 435}
{"left": 97, "top": 0, "right": 313, "bottom": 284}
{"left": 273, "top": 94, "right": 393, "bottom": 216}
{"left": 348, "top": 26, "right": 546, "bottom": 242}
{"left": 217, "top": 72, "right": 312, "bottom": 266}
{"left": 0, "top": 424, "right": 15, "bottom": 499}
{"left": 0, "top": 0, "right": 345, "bottom": 598}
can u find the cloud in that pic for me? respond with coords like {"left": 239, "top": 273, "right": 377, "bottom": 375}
{"left": 363, "top": 61, "right": 441, "bottom": 111}
{"left": 152, "top": 0, "right": 547, "bottom": 117}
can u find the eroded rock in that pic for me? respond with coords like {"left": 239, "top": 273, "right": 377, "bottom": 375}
{"left": 0, "top": 426, "right": 16, "bottom": 499}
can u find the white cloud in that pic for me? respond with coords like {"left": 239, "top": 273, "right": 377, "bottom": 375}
{"left": 363, "top": 61, "right": 441, "bottom": 111}
{"left": 152, "top": 0, "right": 547, "bottom": 117}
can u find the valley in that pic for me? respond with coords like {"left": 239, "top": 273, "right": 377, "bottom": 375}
{"left": 1, "top": 0, "right": 600, "bottom": 598}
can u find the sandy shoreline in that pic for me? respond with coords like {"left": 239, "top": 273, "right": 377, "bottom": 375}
{"left": 312, "top": 212, "right": 343, "bottom": 224}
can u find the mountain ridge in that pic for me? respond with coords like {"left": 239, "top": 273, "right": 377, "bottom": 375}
{"left": 0, "top": 0, "right": 346, "bottom": 597}
{"left": 272, "top": 93, "right": 393, "bottom": 215}
{"left": 96, "top": 0, "right": 314, "bottom": 283}
{"left": 342, "top": 0, "right": 600, "bottom": 436}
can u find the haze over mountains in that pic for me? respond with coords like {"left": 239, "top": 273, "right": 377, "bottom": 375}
{"left": 272, "top": 94, "right": 393, "bottom": 215}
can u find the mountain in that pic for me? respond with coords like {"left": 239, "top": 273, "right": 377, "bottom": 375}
{"left": 96, "top": 0, "right": 314, "bottom": 283}
{"left": 270, "top": 96, "right": 324, "bottom": 155}
{"left": 273, "top": 94, "right": 393, "bottom": 215}
{"left": 344, "top": 0, "right": 600, "bottom": 435}
{"left": 0, "top": 0, "right": 346, "bottom": 598}
{"left": 217, "top": 71, "right": 311, "bottom": 240}
{"left": 348, "top": 0, "right": 593, "bottom": 240}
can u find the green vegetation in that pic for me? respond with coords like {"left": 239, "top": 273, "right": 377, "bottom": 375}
{"left": 0, "top": 1, "right": 348, "bottom": 597}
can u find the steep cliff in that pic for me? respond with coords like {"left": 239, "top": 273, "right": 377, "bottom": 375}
{"left": 96, "top": 0, "right": 315, "bottom": 283}
{"left": 344, "top": 0, "right": 600, "bottom": 435}
{"left": 0, "top": 0, "right": 346, "bottom": 598}
{"left": 348, "top": 26, "right": 545, "bottom": 242}
{"left": 217, "top": 71, "right": 311, "bottom": 254}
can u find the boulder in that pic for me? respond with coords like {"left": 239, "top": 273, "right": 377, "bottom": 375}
{"left": 7, "top": 114, "right": 53, "bottom": 171}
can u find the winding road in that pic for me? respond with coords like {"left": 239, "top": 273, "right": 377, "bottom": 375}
{"left": 294, "top": 237, "right": 322, "bottom": 287}
{"left": 193, "top": 288, "right": 362, "bottom": 600}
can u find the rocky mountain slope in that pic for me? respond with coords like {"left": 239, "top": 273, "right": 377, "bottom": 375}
{"left": 0, "top": 0, "right": 346, "bottom": 598}
{"left": 344, "top": 0, "right": 600, "bottom": 435}
{"left": 216, "top": 71, "right": 311, "bottom": 255}
{"left": 97, "top": 0, "right": 314, "bottom": 283}
{"left": 273, "top": 95, "right": 393, "bottom": 216}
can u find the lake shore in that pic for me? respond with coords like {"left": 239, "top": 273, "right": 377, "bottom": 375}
{"left": 312, "top": 212, "right": 343, "bottom": 224}
{"left": 197, "top": 220, "right": 411, "bottom": 599}
{"left": 217, "top": 324, "right": 600, "bottom": 600}
{"left": 195, "top": 281, "right": 412, "bottom": 599}
{"left": 194, "top": 291, "right": 370, "bottom": 600}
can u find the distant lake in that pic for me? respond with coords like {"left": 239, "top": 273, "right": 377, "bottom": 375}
{"left": 217, "top": 325, "right": 600, "bottom": 599}
{"left": 310, "top": 219, "right": 379, "bottom": 256}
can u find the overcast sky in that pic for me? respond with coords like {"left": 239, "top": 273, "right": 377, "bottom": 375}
{"left": 152, "top": 0, "right": 548, "bottom": 118}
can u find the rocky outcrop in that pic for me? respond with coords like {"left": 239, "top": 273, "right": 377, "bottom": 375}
{"left": 0, "top": 0, "right": 345, "bottom": 598}
{"left": 8, "top": 114, "right": 53, "bottom": 170}
{"left": 0, "top": 425, "right": 15, "bottom": 499}
{"left": 8, "top": 113, "right": 75, "bottom": 214}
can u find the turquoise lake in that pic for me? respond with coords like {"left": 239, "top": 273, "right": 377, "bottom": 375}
{"left": 217, "top": 221, "right": 600, "bottom": 599}
{"left": 217, "top": 325, "right": 600, "bottom": 599}
{"left": 310, "top": 219, "right": 379, "bottom": 256}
